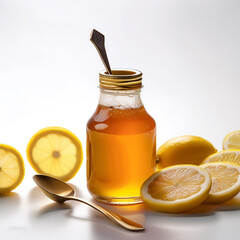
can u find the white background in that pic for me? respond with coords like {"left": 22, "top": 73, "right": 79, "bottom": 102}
{"left": 1, "top": 0, "right": 240, "bottom": 239}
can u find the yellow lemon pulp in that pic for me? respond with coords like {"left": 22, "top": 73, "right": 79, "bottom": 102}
{"left": 27, "top": 127, "right": 83, "bottom": 181}
{"left": 201, "top": 162, "right": 240, "bottom": 203}
{"left": 157, "top": 135, "right": 217, "bottom": 169}
{"left": 141, "top": 165, "right": 211, "bottom": 213}
{"left": 0, "top": 144, "right": 25, "bottom": 193}
{"left": 202, "top": 150, "right": 240, "bottom": 165}
{"left": 223, "top": 130, "right": 240, "bottom": 150}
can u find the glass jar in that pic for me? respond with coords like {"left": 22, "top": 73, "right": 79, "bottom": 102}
{"left": 86, "top": 69, "right": 156, "bottom": 204}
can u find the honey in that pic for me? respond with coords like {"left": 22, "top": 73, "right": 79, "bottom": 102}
{"left": 86, "top": 69, "right": 156, "bottom": 204}
{"left": 87, "top": 90, "right": 156, "bottom": 204}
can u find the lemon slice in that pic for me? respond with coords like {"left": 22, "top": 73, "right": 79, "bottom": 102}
{"left": 0, "top": 144, "right": 25, "bottom": 194}
{"left": 201, "top": 162, "right": 240, "bottom": 203}
{"left": 202, "top": 150, "right": 240, "bottom": 165}
{"left": 26, "top": 127, "right": 83, "bottom": 181}
{"left": 141, "top": 165, "right": 211, "bottom": 213}
{"left": 223, "top": 130, "right": 240, "bottom": 150}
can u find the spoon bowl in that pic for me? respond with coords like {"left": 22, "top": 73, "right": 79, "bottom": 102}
{"left": 33, "top": 175, "right": 75, "bottom": 203}
{"left": 33, "top": 174, "right": 144, "bottom": 231}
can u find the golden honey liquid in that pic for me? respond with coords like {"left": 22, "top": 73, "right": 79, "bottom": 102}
{"left": 87, "top": 104, "right": 156, "bottom": 204}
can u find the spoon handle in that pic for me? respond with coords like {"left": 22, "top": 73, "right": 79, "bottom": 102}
{"left": 67, "top": 196, "right": 144, "bottom": 231}
{"left": 90, "top": 29, "right": 112, "bottom": 74}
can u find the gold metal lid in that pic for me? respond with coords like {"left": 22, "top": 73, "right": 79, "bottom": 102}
{"left": 99, "top": 69, "right": 142, "bottom": 90}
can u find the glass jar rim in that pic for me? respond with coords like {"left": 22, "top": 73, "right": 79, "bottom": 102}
{"left": 99, "top": 68, "right": 142, "bottom": 90}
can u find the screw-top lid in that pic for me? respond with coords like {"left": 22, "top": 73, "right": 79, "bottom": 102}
{"left": 99, "top": 69, "right": 142, "bottom": 90}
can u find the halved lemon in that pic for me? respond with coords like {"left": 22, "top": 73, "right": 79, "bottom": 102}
{"left": 223, "top": 130, "right": 240, "bottom": 150}
{"left": 157, "top": 135, "right": 217, "bottom": 169}
{"left": 201, "top": 162, "right": 240, "bottom": 203}
{"left": 0, "top": 144, "right": 25, "bottom": 194}
{"left": 26, "top": 127, "right": 83, "bottom": 181}
{"left": 141, "top": 165, "right": 211, "bottom": 213}
{"left": 202, "top": 150, "right": 240, "bottom": 165}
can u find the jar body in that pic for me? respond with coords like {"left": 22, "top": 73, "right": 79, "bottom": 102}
{"left": 86, "top": 89, "right": 156, "bottom": 204}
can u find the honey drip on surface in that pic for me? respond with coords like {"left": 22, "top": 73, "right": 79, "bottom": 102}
{"left": 87, "top": 104, "right": 156, "bottom": 200}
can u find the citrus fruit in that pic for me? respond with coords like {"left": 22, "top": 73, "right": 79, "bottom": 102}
{"left": 157, "top": 136, "right": 217, "bottom": 169}
{"left": 223, "top": 130, "right": 240, "bottom": 150}
{"left": 0, "top": 144, "right": 25, "bottom": 194}
{"left": 26, "top": 127, "right": 83, "bottom": 181}
{"left": 141, "top": 165, "right": 211, "bottom": 213}
{"left": 201, "top": 162, "right": 240, "bottom": 203}
{"left": 202, "top": 150, "right": 240, "bottom": 165}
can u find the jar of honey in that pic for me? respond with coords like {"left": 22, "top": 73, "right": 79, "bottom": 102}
{"left": 86, "top": 69, "right": 156, "bottom": 204}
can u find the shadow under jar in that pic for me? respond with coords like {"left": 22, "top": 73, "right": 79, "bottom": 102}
{"left": 86, "top": 69, "right": 156, "bottom": 205}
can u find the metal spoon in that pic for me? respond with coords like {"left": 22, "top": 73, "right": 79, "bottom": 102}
{"left": 33, "top": 175, "right": 144, "bottom": 231}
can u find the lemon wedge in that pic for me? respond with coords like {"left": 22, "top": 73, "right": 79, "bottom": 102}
{"left": 202, "top": 150, "right": 240, "bottom": 165}
{"left": 201, "top": 162, "right": 240, "bottom": 203}
{"left": 26, "top": 127, "right": 83, "bottom": 181}
{"left": 157, "top": 135, "right": 217, "bottom": 169}
{"left": 0, "top": 144, "right": 25, "bottom": 194}
{"left": 141, "top": 165, "right": 211, "bottom": 213}
{"left": 223, "top": 130, "right": 240, "bottom": 150}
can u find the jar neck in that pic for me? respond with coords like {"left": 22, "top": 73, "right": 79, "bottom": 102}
{"left": 98, "top": 88, "right": 143, "bottom": 109}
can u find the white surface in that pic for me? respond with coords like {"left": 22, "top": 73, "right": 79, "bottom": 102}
{"left": 1, "top": 0, "right": 240, "bottom": 239}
